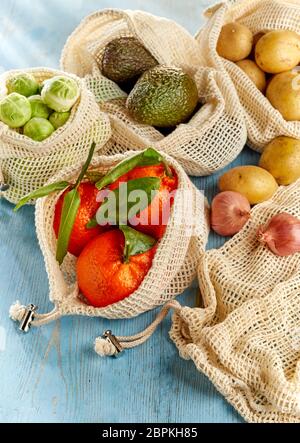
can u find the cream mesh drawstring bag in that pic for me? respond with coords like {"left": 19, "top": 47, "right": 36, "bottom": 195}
{"left": 60, "top": 9, "right": 247, "bottom": 176}
{"left": 169, "top": 180, "right": 300, "bottom": 422}
{"left": 91, "top": 180, "right": 300, "bottom": 423}
{"left": 0, "top": 67, "right": 111, "bottom": 204}
{"left": 9, "top": 151, "right": 209, "bottom": 328}
{"left": 196, "top": 0, "right": 300, "bottom": 151}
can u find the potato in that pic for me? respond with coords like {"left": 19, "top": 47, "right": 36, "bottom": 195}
{"left": 217, "top": 22, "right": 253, "bottom": 62}
{"left": 250, "top": 32, "right": 265, "bottom": 59}
{"left": 266, "top": 70, "right": 300, "bottom": 121}
{"left": 259, "top": 136, "right": 300, "bottom": 185}
{"left": 253, "top": 32, "right": 265, "bottom": 48}
{"left": 255, "top": 30, "right": 300, "bottom": 74}
{"left": 218, "top": 165, "right": 278, "bottom": 204}
{"left": 236, "top": 59, "right": 266, "bottom": 92}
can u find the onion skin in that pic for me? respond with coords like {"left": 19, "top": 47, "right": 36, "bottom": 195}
{"left": 211, "top": 191, "right": 251, "bottom": 236}
{"left": 257, "top": 212, "right": 300, "bottom": 257}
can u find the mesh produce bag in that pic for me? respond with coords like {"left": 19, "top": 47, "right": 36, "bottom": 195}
{"left": 196, "top": 0, "right": 300, "bottom": 151}
{"left": 0, "top": 67, "right": 111, "bottom": 204}
{"left": 9, "top": 151, "right": 209, "bottom": 328}
{"left": 169, "top": 180, "right": 300, "bottom": 423}
{"left": 60, "top": 9, "right": 247, "bottom": 176}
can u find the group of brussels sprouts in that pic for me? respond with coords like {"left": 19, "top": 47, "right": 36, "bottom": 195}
{"left": 0, "top": 73, "right": 80, "bottom": 141}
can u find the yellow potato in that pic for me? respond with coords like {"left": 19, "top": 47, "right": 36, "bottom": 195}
{"left": 255, "top": 30, "right": 300, "bottom": 74}
{"left": 250, "top": 32, "right": 265, "bottom": 60}
{"left": 259, "top": 136, "right": 300, "bottom": 185}
{"left": 217, "top": 22, "right": 253, "bottom": 62}
{"left": 266, "top": 70, "right": 300, "bottom": 121}
{"left": 218, "top": 165, "right": 278, "bottom": 204}
{"left": 236, "top": 59, "right": 266, "bottom": 92}
{"left": 253, "top": 32, "right": 265, "bottom": 48}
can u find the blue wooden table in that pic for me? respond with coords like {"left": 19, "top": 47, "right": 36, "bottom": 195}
{"left": 0, "top": 0, "right": 259, "bottom": 423}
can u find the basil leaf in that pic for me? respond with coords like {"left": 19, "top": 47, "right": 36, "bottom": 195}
{"left": 56, "top": 188, "right": 81, "bottom": 265}
{"left": 75, "top": 142, "right": 96, "bottom": 187}
{"left": 14, "top": 181, "right": 69, "bottom": 212}
{"left": 96, "top": 148, "right": 164, "bottom": 190}
{"left": 95, "top": 177, "right": 160, "bottom": 226}
{"left": 120, "top": 225, "right": 156, "bottom": 262}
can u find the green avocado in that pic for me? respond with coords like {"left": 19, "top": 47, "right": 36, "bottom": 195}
{"left": 101, "top": 37, "right": 158, "bottom": 84}
{"left": 126, "top": 66, "right": 199, "bottom": 128}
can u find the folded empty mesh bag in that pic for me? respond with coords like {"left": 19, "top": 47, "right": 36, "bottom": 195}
{"left": 60, "top": 9, "right": 247, "bottom": 176}
{"left": 170, "top": 180, "right": 300, "bottom": 423}
{"left": 196, "top": 0, "right": 300, "bottom": 151}
{"left": 10, "top": 151, "right": 209, "bottom": 326}
{"left": 0, "top": 67, "right": 111, "bottom": 204}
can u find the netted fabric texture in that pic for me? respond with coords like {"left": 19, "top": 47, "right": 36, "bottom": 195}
{"left": 35, "top": 151, "right": 209, "bottom": 320}
{"left": 170, "top": 180, "right": 300, "bottom": 423}
{"left": 196, "top": 0, "right": 300, "bottom": 152}
{"left": 61, "top": 9, "right": 247, "bottom": 176}
{"left": 0, "top": 67, "right": 111, "bottom": 204}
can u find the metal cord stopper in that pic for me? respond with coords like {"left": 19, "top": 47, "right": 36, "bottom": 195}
{"left": 103, "top": 330, "right": 123, "bottom": 356}
{"left": 19, "top": 304, "right": 38, "bottom": 333}
{"left": 0, "top": 183, "right": 9, "bottom": 192}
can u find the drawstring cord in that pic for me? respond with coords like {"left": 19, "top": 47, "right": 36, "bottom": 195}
{"left": 9, "top": 299, "right": 185, "bottom": 357}
{"left": 9, "top": 301, "right": 61, "bottom": 331}
{"left": 94, "top": 300, "right": 183, "bottom": 357}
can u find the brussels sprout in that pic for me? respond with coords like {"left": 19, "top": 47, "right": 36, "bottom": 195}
{"left": 28, "top": 95, "right": 51, "bottom": 119}
{"left": 41, "top": 75, "right": 80, "bottom": 112}
{"left": 49, "top": 111, "right": 70, "bottom": 129}
{"left": 0, "top": 93, "right": 32, "bottom": 128}
{"left": 6, "top": 73, "right": 40, "bottom": 97}
{"left": 24, "top": 117, "right": 55, "bottom": 141}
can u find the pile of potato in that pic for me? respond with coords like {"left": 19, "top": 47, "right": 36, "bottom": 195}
{"left": 217, "top": 23, "right": 300, "bottom": 121}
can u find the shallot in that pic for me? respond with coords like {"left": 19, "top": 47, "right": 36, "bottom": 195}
{"left": 211, "top": 191, "right": 251, "bottom": 236}
{"left": 257, "top": 212, "right": 300, "bottom": 257}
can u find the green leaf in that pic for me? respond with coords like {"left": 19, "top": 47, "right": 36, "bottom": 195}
{"left": 86, "top": 217, "right": 98, "bottom": 229}
{"left": 14, "top": 181, "right": 69, "bottom": 212}
{"left": 13, "top": 142, "right": 97, "bottom": 213}
{"left": 56, "top": 188, "right": 81, "bottom": 265}
{"left": 120, "top": 225, "right": 156, "bottom": 263}
{"left": 75, "top": 142, "right": 96, "bottom": 187}
{"left": 138, "top": 148, "right": 165, "bottom": 167}
{"left": 96, "top": 148, "right": 165, "bottom": 190}
{"left": 161, "top": 158, "right": 173, "bottom": 178}
{"left": 95, "top": 177, "right": 160, "bottom": 226}
{"left": 55, "top": 142, "right": 97, "bottom": 264}
{"left": 85, "top": 170, "right": 103, "bottom": 183}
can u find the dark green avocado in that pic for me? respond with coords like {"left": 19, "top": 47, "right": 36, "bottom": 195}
{"left": 126, "top": 66, "right": 199, "bottom": 128}
{"left": 101, "top": 37, "right": 158, "bottom": 84}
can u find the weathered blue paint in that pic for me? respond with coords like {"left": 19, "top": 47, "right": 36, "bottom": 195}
{"left": 0, "top": 0, "right": 259, "bottom": 423}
